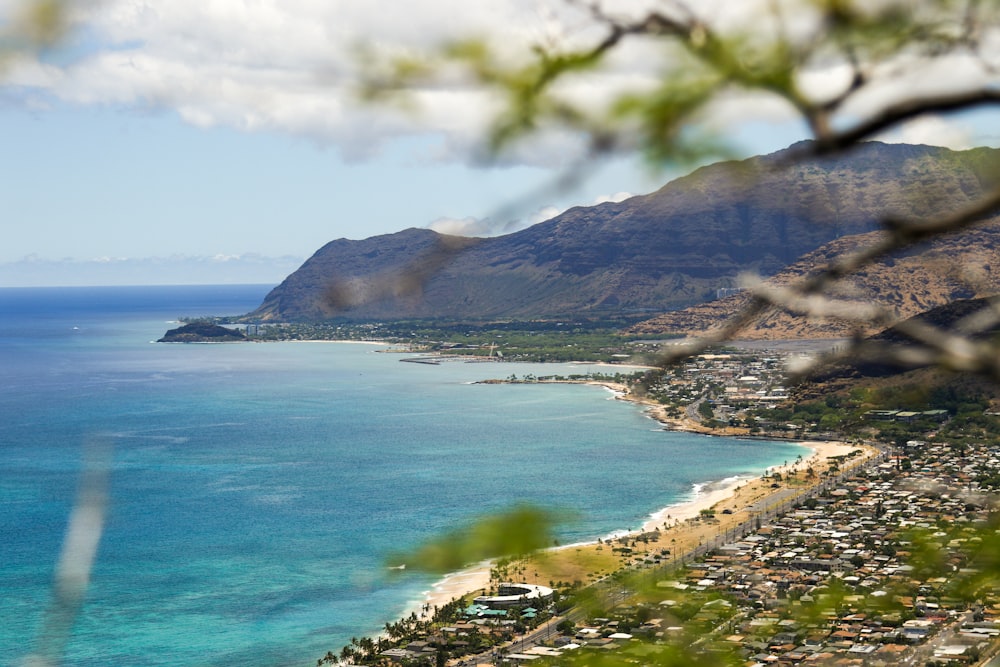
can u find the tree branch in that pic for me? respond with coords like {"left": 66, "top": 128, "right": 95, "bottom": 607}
{"left": 653, "top": 183, "right": 1000, "bottom": 372}
{"left": 810, "top": 89, "right": 1000, "bottom": 153}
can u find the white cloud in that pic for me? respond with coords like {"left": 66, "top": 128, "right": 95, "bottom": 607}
{"left": 427, "top": 216, "right": 494, "bottom": 237}
{"left": 531, "top": 205, "right": 563, "bottom": 224}
{"left": 4, "top": 0, "right": 670, "bottom": 164}
{"left": 8, "top": 0, "right": 999, "bottom": 166}
{"left": 9, "top": 0, "right": 593, "bottom": 162}
{"left": 427, "top": 203, "right": 566, "bottom": 236}
{"left": 879, "top": 115, "right": 974, "bottom": 150}
{"left": 593, "top": 192, "right": 632, "bottom": 204}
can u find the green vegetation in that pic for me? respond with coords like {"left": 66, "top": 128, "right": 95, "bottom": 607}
{"left": 754, "top": 378, "right": 999, "bottom": 444}
{"left": 157, "top": 322, "right": 247, "bottom": 343}
{"left": 198, "top": 316, "right": 681, "bottom": 363}
{"left": 389, "top": 505, "right": 559, "bottom": 575}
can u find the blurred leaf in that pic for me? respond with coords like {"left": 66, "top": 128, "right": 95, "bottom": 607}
{"left": 391, "top": 505, "right": 561, "bottom": 574}
{"left": 1, "top": 0, "right": 67, "bottom": 55}
{"left": 23, "top": 0, "right": 66, "bottom": 46}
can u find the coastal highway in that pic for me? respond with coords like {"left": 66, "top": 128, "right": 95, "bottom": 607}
{"left": 448, "top": 445, "right": 892, "bottom": 666}
{"left": 685, "top": 395, "right": 705, "bottom": 424}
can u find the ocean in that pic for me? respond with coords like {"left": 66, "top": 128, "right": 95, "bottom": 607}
{"left": 0, "top": 285, "right": 805, "bottom": 667}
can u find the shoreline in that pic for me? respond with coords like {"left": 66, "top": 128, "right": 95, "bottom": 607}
{"left": 420, "top": 436, "right": 866, "bottom": 613}
{"left": 397, "top": 374, "right": 875, "bottom": 632}
{"left": 286, "top": 339, "right": 390, "bottom": 345}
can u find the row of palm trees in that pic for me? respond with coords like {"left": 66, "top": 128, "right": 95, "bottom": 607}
{"left": 320, "top": 599, "right": 470, "bottom": 665}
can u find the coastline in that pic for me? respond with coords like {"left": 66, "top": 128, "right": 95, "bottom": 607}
{"left": 418, "top": 463, "right": 744, "bottom": 612}
{"left": 410, "top": 377, "right": 876, "bottom": 631}
{"left": 423, "top": 563, "right": 493, "bottom": 613}
{"left": 420, "top": 432, "right": 868, "bottom": 612}
{"left": 289, "top": 339, "right": 390, "bottom": 345}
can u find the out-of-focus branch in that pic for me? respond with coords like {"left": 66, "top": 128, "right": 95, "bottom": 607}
{"left": 786, "top": 184, "right": 1000, "bottom": 298}
{"left": 359, "top": 0, "right": 1000, "bottom": 383}
{"left": 321, "top": 235, "right": 480, "bottom": 315}
{"left": 808, "top": 89, "right": 1000, "bottom": 153}
{"left": 0, "top": 0, "right": 69, "bottom": 62}
{"left": 655, "top": 183, "right": 1000, "bottom": 373}
{"left": 582, "top": 2, "right": 1000, "bottom": 160}
{"left": 21, "top": 440, "right": 111, "bottom": 667}
{"left": 783, "top": 279, "right": 1000, "bottom": 383}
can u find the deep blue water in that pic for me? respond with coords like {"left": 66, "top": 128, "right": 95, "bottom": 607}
{"left": 0, "top": 285, "right": 804, "bottom": 666}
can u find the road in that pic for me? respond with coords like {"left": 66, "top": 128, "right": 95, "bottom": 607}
{"left": 449, "top": 444, "right": 893, "bottom": 665}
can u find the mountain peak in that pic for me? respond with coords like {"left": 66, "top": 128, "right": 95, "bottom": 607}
{"left": 249, "top": 142, "right": 1000, "bottom": 323}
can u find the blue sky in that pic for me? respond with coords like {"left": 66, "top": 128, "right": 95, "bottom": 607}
{"left": 0, "top": 104, "right": 686, "bottom": 285}
{"left": 1, "top": 0, "right": 995, "bottom": 286}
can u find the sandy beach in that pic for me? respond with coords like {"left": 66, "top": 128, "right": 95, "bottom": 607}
{"left": 420, "top": 424, "right": 874, "bottom": 613}
{"left": 415, "top": 373, "right": 877, "bottom": 614}
{"left": 424, "top": 563, "right": 494, "bottom": 613}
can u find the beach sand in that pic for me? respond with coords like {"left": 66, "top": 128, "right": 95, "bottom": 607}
{"left": 422, "top": 433, "right": 876, "bottom": 611}
{"left": 424, "top": 563, "right": 494, "bottom": 613}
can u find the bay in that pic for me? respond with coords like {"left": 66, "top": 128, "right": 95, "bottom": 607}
{"left": 0, "top": 285, "right": 804, "bottom": 666}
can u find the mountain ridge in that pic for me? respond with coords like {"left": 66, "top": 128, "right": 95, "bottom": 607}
{"left": 248, "top": 141, "right": 1000, "bottom": 324}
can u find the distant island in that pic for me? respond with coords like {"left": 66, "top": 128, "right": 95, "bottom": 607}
{"left": 158, "top": 322, "right": 247, "bottom": 343}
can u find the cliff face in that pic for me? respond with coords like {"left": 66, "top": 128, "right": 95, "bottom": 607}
{"left": 249, "top": 142, "right": 1000, "bottom": 322}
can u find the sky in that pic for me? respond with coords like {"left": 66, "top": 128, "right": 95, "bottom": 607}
{"left": 1, "top": 0, "right": 997, "bottom": 287}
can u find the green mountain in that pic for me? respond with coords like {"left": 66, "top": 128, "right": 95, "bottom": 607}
{"left": 248, "top": 142, "right": 1000, "bottom": 322}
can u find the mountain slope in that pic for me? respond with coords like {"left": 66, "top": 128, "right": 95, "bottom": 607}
{"left": 627, "top": 220, "right": 1000, "bottom": 339}
{"left": 249, "top": 142, "right": 1000, "bottom": 322}
{"left": 790, "top": 297, "right": 1000, "bottom": 406}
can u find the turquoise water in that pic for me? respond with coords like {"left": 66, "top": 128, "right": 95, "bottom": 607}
{"left": 0, "top": 286, "right": 804, "bottom": 666}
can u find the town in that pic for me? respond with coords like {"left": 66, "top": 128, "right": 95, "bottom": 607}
{"left": 324, "top": 346, "right": 1000, "bottom": 667}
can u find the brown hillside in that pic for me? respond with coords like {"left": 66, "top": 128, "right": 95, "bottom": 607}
{"left": 627, "top": 220, "right": 1000, "bottom": 339}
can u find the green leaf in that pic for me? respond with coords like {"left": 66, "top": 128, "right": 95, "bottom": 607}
{"left": 391, "top": 505, "right": 562, "bottom": 574}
